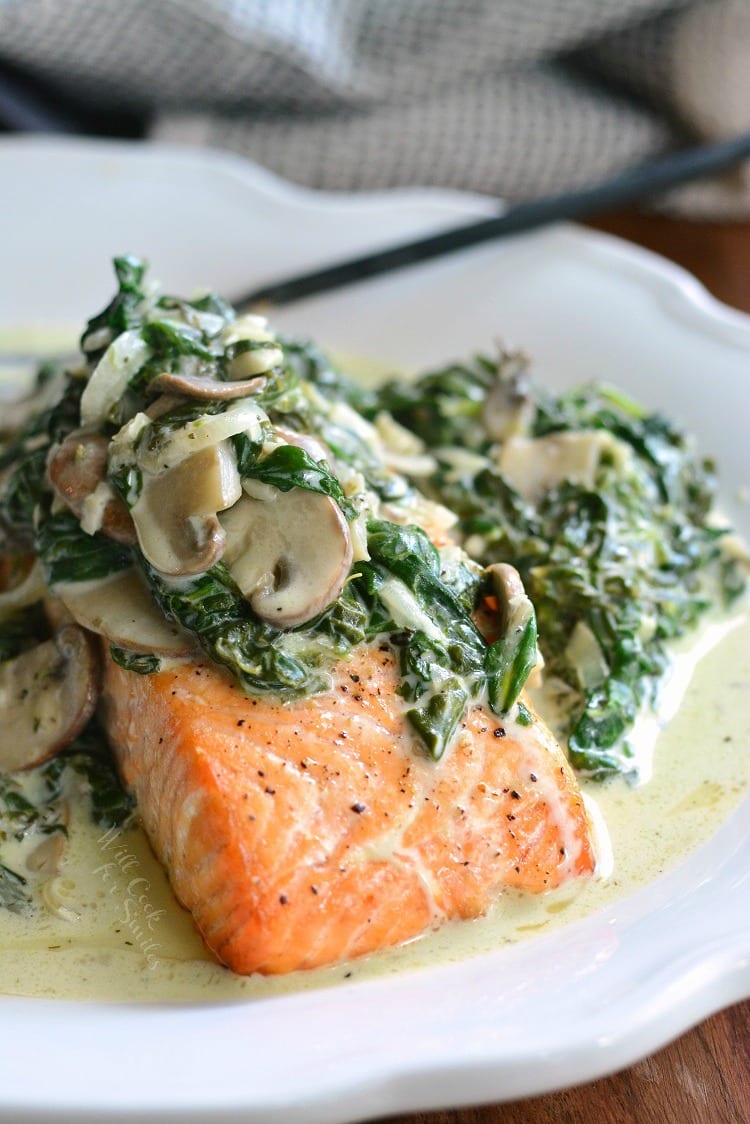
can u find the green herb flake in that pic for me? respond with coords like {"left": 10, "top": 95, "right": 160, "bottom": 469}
{"left": 516, "top": 702, "right": 534, "bottom": 727}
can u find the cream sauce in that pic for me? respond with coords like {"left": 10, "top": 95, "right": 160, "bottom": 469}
{"left": 0, "top": 604, "right": 748, "bottom": 1002}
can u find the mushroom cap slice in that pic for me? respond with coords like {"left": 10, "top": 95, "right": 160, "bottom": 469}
{"left": 0, "top": 626, "right": 100, "bottom": 771}
{"left": 148, "top": 372, "right": 267, "bottom": 400}
{"left": 273, "top": 427, "right": 333, "bottom": 465}
{"left": 487, "top": 562, "right": 543, "bottom": 692}
{"left": 131, "top": 441, "right": 242, "bottom": 576}
{"left": 145, "top": 393, "right": 182, "bottom": 421}
{"left": 47, "top": 431, "right": 137, "bottom": 545}
{"left": 0, "top": 558, "right": 46, "bottom": 619}
{"left": 54, "top": 569, "right": 196, "bottom": 655}
{"left": 488, "top": 562, "right": 528, "bottom": 635}
{"left": 496, "top": 431, "right": 632, "bottom": 504}
{"left": 482, "top": 353, "right": 535, "bottom": 443}
{"left": 221, "top": 489, "right": 353, "bottom": 629}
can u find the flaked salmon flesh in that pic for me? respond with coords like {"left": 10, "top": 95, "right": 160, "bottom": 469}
{"left": 102, "top": 641, "right": 595, "bottom": 975}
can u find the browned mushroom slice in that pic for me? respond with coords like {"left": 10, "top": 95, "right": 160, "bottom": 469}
{"left": 487, "top": 562, "right": 543, "bottom": 689}
{"left": 131, "top": 442, "right": 242, "bottom": 576}
{"left": 148, "top": 371, "right": 267, "bottom": 400}
{"left": 145, "top": 393, "right": 182, "bottom": 421}
{"left": 221, "top": 489, "right": 353, "bottom": 628}
{"left": 0, "top": 626, "right": 100, "bottom": 771}
{"left": 47, "top": 431, "right": 137, "bottom": 544}
{"left": 55, "top": 569, "right": 196, "bottom": 655}
{"left": 0, "top": 558, "right": 45, "bottom": 616}
{"left": 43, "top": 594, "right": 75, "bottom": 632}
{"left": 488, "top": 562, "right": 528, "bottom": 635}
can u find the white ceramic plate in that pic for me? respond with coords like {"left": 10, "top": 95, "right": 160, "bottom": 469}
{"left": 0, "top": 138, "right": 749, "bottom": 1124}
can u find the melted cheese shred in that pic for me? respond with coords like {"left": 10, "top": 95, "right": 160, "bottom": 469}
{"left": 0, "top": 604, "right": 748, "bottom": 1002}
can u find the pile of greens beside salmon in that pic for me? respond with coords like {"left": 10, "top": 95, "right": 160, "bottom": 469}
{"left": 341, "top": 352, "right": 747, "bottom": 776}
{"left": 0, "top": 258, "right": 743, "bottom": 972}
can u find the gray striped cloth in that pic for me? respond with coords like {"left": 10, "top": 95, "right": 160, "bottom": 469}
{"left": 2, "top": 0, "right": 748, "bottom": 214}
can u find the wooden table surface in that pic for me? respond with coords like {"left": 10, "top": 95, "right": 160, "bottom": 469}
{"left": 377, "top": 210, "right": 750, "bottom": 1124}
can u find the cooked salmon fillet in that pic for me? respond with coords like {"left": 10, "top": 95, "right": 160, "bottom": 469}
{"left": 101, "top": 642, "right": 595, "bottom": 975}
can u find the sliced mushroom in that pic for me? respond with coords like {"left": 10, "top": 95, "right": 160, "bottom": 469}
{"left": 371, "top": 411, "right": 435, "bottom": 475}
{"left": 148, "top": 371, "right": 267, "bottom": 401}
{"left": 273, "top": 427, "right": 333, "bottom": 465}
{"left": 0, "top": 625, "right": 100, "bottom": 771}
{"left": 0, "top": 558, "right": 45, "bottom": 618}
{"left": 483, "top": 351, "right": 535, "bottom": 443}
{"left": 145, "top": 393, "right": 182, "bottom": 421}
{"left": 221, "top": 489, "right": 353, "bottom": 628}
{"left": 55, "top": 569, "right": 196, "bottom": 655}
{"left": 47, "top": 431, "right": 137, "bottom": 544}
{"left": 488, "top": 562, "right": 542, "bottom": 691}
{"left": 222, "top": 314, "right": 284, "bottom": 380}
{"left": 131, "top": 441, "right": 242, "bottom": 576}
{"left": 26, "top": 831, "right": 67, "bottom": 877}
{"left": 496, "top": 430, "right": 632, "bottom": 504}
{"left": 488, "top": 563, "right": 528, "bottom": 635}
{"left": 43, "top": 593, "right": 75, "bottom": 631}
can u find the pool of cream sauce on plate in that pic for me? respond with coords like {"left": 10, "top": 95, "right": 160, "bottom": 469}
{"left": 1, "top": 346, "right": 749, "bottom": 1001}
{"left": 0, "top": 604, "right": 747, "bottom": 1002}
